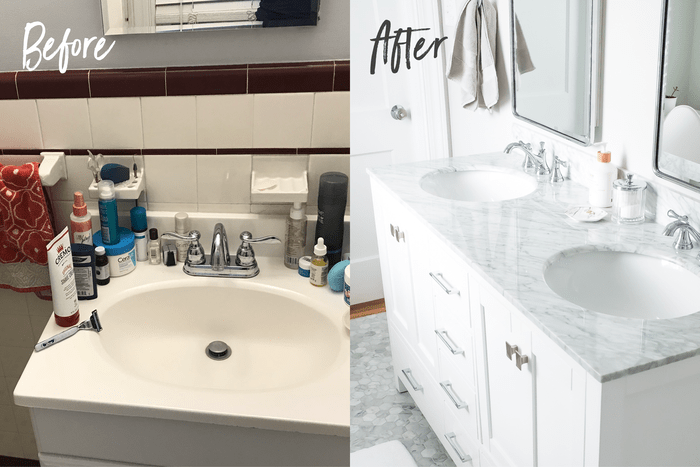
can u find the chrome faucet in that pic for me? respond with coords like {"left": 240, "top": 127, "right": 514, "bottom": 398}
{"left": 662, "top": 210, "right": 700, "bottom": 250}
{"left": 504, "top": 140, "right": 551, "bottom": 176}
{"left": 163, "top": 223, "right": 280, "bottom": 278}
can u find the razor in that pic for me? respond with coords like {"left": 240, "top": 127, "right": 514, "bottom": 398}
{"left": 34, "top": 310, "right": 102, "bottom": 352}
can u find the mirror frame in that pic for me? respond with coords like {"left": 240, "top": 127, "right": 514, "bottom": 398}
{"left": 509, "top": 0, "right": 603, "bottom": 146}
{"left": 651, "top": 0, "right": 696, "bottom": 192}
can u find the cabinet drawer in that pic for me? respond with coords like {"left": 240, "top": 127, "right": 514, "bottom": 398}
{"left": 443, "top": 399, "right": 480, "bottom": 467}
{"left": 429, "top": 243, "right": 471, "bottom": 330}
{"left": 439, "top": 355, "right": 479, "bottom": 443}
{"left": 436, "top": 323, "right": 476, "bottom": 390}
{"left": 390, "top": 323, "right": 444, "bottom": 434}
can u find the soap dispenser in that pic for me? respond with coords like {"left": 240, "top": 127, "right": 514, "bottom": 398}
{"left": 284, "top": 202, "right": 307, "bottom": 269}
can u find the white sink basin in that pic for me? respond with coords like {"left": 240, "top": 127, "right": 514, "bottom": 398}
{"left": 420, "top": 167, "right": 538, "bottom": 202}
{"left": 99, "top": 284, "right": 340, "bottom": 392}
{"left": 543, "top": 249, "right": 700, "bottom": 319}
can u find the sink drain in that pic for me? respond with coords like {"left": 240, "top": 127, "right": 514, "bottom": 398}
{"left": 205, "top": 341, "right": 231, "bottom": 360}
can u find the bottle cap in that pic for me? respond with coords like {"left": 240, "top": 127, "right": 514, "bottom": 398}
{"left": 317, "top": 172, "right": 348, "bottom": 207}
{"left": 95, "top": 246, "right": 106, "bottom": 256}
{"left": 314, "top": 237, "right": 327, "bottom": 256}
{"left": 149, "top": 228, "right": 159, "bottom": 241}
{"left": 290, "top": 202, "right": 304, "bottom": 220}
{"left": 72, "top": 191, "right": 88, "bottom": 217}
{"left": 597, "top": 151, "right": 611, "bottom": 163}
{"left": 175, "top": 212, "right": 189, "bottom": 234}
{"left": 97, "top": 180, "right": 116, "bottom": 200}
{"left": 130, "top": 206, "right": 147, "bottom": 232}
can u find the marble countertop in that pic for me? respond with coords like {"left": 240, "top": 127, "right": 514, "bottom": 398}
{"left": 369, "top": 152, "right": 700, "bottom": 383}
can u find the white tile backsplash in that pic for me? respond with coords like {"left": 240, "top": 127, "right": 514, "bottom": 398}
{"left": 144, "top": 154, "right": 198, "bottom": 204}
{"left": 197, "top": 154, "right": 252, "bottom": 205}
{"left": 312, "top": 92, "right": 350, "bottom": 147}
{"left": 89, "top": 98, "right": 143, "bottom": 148}
{"left": 36, "top": 99, "right": 93, "bottom": 149}
{"left": 196, "top": 95, "right": 254, "bottom": 148}
{"left": 253, "top": 93, "right": 315, "bottom": 148}
{"left": 0, "top": 100, "right": 42, "bottom": 148}
{"left": 141, "top": 96, "right": 197, "bottom": 149}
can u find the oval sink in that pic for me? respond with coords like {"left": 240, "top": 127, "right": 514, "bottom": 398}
{"left": 543, "top": 250, "right": 700, "bottom": 319}
{"left": 98, "top": 284, "right": 340, "bottom": 392}
{"left": 420, "top": 168, "right": 537, "bottom": 202}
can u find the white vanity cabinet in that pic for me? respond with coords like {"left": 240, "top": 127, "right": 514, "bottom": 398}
{"left": 371, "top": 179, "right": 587, "bottom": 467}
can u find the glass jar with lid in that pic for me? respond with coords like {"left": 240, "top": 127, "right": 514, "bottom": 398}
{"left": 612, "top": 174, "right": 647, "bottom": 224}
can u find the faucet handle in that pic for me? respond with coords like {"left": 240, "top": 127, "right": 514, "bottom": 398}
{"left": 239, "top": 231, "right": 281, "bottom": 244}
{"left": 550, "top": 156, "right": 568, "bottom": 183}
{"left": 162, "top": 230, "right": 206, "bottom": 265}
{"left": 668, "top": 210, "right": 689, "bottom": 223}
{"left": 236, "top": 231, "right": 281, "bottom": 267}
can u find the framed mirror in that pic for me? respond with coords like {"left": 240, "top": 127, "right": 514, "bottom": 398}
{"left": 509, "top": 0, "right": 602, "bottom": 146}
{"left": 101, "top": 0, "right": 320, "bottom": 35}
{"left": 653, "top": 0, "right": 700, "bottom": 191}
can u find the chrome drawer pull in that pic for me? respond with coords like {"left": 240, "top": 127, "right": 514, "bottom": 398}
{"left": 444, "top": 432, "right": 471, "bottom": 463}
{"left": 401, "top": 368, "right": 423, "bottom": 391}
{"left": 440, "top": 381, "right": 468, "bottom": 410}
{"left": 429, "top": 272, "right": 459, "bottom": 295}
{"left": 390, "top": 224, "right": 396, "bottom": 238}
{"left": 435, "top": 329, "right": 464, "bottom": 355}
{"left": 506, "top": 341, "right": 517, "bottom": 360}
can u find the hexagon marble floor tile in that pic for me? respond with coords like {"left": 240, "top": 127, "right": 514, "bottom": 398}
{"left": 350, "top": 312, "right": 455, "bottom": 467}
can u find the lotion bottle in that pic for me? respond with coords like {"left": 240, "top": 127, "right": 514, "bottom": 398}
{"left": 309, "top": 237, "right": 329, "bottom": 287}
{"left": 174, "top": 212, "right": 189, "bottom": 263}
{"left": 589, "top": 151, "right": 617, "bottom": 207}
{"left": 70, "top": 191, "right": 93, "bottom": 245}
{"left": 284, "top": 202, "right": 307, "bottom": 269}
{"left": 130, "top": 206, "right": 148, "bottom": 262}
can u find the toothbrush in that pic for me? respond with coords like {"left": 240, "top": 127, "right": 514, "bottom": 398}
{"left": 34, "top": 310, "right": 103, "bottom": 352}
{"left": 87, "top": 150, "right": 104, "bottom": 183}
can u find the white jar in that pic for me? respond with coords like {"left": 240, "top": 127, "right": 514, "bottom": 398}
{"left": 589, "top": 151, "right": 617, "bottom": 207}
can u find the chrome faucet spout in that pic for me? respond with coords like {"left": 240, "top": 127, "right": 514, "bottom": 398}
{"left": 504, "top": 140, "right": 550, "bottom": 175}
{"left": 210, "top": 223, "right": 230, "bottom": 271}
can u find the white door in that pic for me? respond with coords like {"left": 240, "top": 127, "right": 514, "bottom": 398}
{"left": 350, "top": 0, "right": 450, "bottom": 304}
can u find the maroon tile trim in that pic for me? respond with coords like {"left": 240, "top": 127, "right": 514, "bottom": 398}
{"left": 142, "top": 148, "right": 217, "bottom": 155}
{"left": 298, "top": 147, "right": 350, "bottom": 155}
{"left": 3, "top": 147, "right": 349, "bottom": 156}
{"left": 17, "top": 70, "right": 89, "bottom": 99}
{"left": 0, "top": 61, "right": 348, "bottom": 99}
{"left": 217, "top": 148, "right": 298, "bottom": 155}
{"left": 70, "top": 149, "right": 143, "bottom": 156}
{"left": 248, "top": 63, "right": 334, "bottom": 94}
{"left": 0, "top": 72, "right": 18, "bottom": 99}
{"left": 90, "top": 68, "right": 166, "bottom": 98}
{"left": 333, "top": 62, "right": 350, "bottom": 92}
{"left": 166, "top": 66, "right": 246, "bottom": 96}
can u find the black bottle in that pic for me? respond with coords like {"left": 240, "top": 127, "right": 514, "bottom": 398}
{"left": 314, "top": 172, "right": 348, "bottom": 268}
{"left": 95, "top": 245, "right": 110, "bottom": 286}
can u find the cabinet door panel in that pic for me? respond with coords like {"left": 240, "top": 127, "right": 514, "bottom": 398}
{"left": 481, "top": 290, "right": 535, "bottom": 467}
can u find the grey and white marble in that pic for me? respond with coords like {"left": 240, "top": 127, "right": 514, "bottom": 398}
{"left": 369, "top": 152, "right": 700, "bottom": 383}
{"left": 351, "top": 313, "right": 454, "bottom": 467}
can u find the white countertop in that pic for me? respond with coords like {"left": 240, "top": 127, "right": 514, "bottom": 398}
{"left": 369, "top": 152, "right": 700, "bottom": 383}
{"left": 14, "top": 256, "right": 350, "bottom": 437}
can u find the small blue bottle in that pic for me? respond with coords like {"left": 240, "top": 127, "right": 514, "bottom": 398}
{"left": 98, "top": 180, "right": 119, "bottom": 245}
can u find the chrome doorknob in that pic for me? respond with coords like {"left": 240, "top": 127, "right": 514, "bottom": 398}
{"left": 391, "top": 105, "right": 407, "bottom": 120}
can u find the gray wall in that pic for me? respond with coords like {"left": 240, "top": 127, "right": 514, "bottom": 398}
{"left": 0, "top": 0, "right": 349, "bottom": 72}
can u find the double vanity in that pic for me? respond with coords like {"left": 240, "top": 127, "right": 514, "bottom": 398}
{"left": 370, "top": 152, "right": 700, "bottom": 467}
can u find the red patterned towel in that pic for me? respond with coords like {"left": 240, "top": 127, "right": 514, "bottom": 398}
{"left": 0, "top": 162, "right": 54, "bottom": 293}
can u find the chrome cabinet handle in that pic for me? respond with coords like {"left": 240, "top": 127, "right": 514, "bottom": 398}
{"left": 435, "top": 329, "right": 464, "bottom": 355}
{"left": 440, "top": 381, "right": 468, "bottom": 410}
{"left": 389, "top": 224, "right": 405, "bottom": 243}
{"left": 391, "top": 105, "right": 407, "bottom": 120}
{"left": 506, "top": 341, "right": 529, "bottom": 370}
{"left": 444, "top": 432, "right": 471, "bottom": 463}
{"left": 401, "top": 368, "right": 423, "bottom": 391}
{"left": 429, "top": 272, "right": 459, "bottom": 295}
